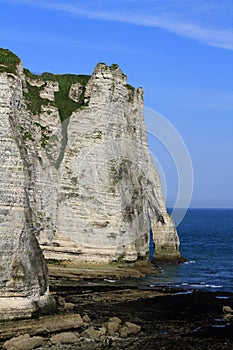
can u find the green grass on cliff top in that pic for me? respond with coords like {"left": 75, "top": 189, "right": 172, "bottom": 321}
{"left": 0, "top": 48, "right": 135, "bottom": 121}
{"left": 24, "top": 69, "right": 91, "bottom": 121}
{"left": 0, "top": 48, "right": 20, "bottom": 74}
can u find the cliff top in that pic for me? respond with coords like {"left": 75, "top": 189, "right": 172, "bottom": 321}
{"left": 0, "top": 48, "right": 137, "bottom": 122}
{"left": 24, "top": 70, "right": 91, "bottom": 121}
{"left": 0, "top": 48, "right": 21, "bottom": 74}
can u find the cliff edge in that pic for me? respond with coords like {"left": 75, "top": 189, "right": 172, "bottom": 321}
{"left": 0, "top": 48, "right": 181, "bottom": 317}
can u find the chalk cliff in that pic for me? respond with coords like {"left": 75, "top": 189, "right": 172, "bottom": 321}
{"left": 0, "top": 50, "right": 55, "bottom": 320}
{"left": 0, "top": 49, "right": 181, "bottom": 318}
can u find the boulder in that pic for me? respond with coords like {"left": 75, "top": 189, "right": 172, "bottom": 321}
{"left": 3, "top": 334, "right": 44, "bottom": 350}
{"left": 119, "top": 322, "right": 141, "bottom": 338}
{"left": 106, "top": 316, "right": 122, "bottom": 336}
{"left": 41, "top": 313, "right": 84, "bottom": 332}
{"left": 223, "top": 305, "right": 233, "bottom": 322}
{"left": 82, "top": 314, "right": 91, "bottom": 323}
{"left": 50, "top": 332, "right": 80, "bottom": 345}
{"left": 223, "top": 306, "right": 233, "bottom": 314}
{"left": 81, "top": 326, "right": 102, "bottom": 340}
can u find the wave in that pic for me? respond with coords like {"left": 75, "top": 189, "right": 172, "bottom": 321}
{"left": 183, "top": 260, "right": 196, "bottom": 265}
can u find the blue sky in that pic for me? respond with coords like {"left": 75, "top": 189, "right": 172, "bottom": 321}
{"left": 0, "top": 0, "right": 232, "bottom": 208}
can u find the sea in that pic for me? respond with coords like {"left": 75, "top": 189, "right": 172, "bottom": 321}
{"left": 116, "top": 208, "right": 233, "bottom": 293}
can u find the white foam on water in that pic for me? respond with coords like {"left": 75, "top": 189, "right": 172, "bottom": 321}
{"left": 104, "top": 279, "right": 116, "bottom": 283}
{"left": 215, "top": 296, "right": 230, "bottom": 300}
{"left": 183, "top": 260, "right": 196, "bottom": 265}
{"left": 190, "top": 284, "right": 207, "bottom": 289}
{"left": 173, "top": 290, "right": 193, "bottom": 296}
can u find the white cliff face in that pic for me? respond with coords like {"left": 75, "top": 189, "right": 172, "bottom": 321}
{"left": 0, "top": 61, "right": 54, "bottom": 320}
{"left": 0, "top": 50, "right": 182, "bottom": 306}
{"left": 52, "top": 64, "right": 181, "bottom": 262}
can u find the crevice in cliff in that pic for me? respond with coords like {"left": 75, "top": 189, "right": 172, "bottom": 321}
{"left": 55, "top": 117, "right": 69, "bottom": 169}
{"left": 22, "top": 69, "right": 91, "bottom": 167}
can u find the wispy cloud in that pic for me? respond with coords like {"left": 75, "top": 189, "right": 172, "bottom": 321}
{"left": 3, "top": 0, "right": 233, "bottom": 50}
{"left": 0, "top": 27, "right": 151, "bottom": 57}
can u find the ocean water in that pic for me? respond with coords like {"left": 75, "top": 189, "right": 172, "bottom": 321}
{"left": 115, "top": 209, "right": 233, "bottom": 293}
{"left": 148, "top": 208, "right": 233, "bottom": 292}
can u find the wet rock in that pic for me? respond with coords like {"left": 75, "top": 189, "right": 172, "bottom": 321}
{"left": 106, "top": 316, "right": 122, "bottom": 336}
{"left": 63, "top": 302, "right": 75, "bottom": 311}
{"left": 99, "top": 326, "right": 107, "bottom": 337}
{"left": 1, "top": 286, "right": 233, "bottom": 350}
{"left": 119, "top": 322, "right": 141, "bottom": 338}
{"left": 41, "top": 313, "right": 84, "bottom": 332}
{"left": 3, "top": 334, "right": 44, "bottom": 350}
{"left": 50, "top": 331, "right": 80, "bottom": 345}
{"left": 82, "top": 314, "right": 91, "bottom": 323}
{"left": 81, "top": 326, "right": 102, "bottom": 339}
{"left": 223, "top": 306, "right": 233, "bottom": 314}
{"left": 223, "top": 305, "right": 233, "bottom": 322}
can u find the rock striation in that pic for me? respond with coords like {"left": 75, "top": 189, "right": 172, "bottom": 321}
{"left": 0, "top": 48, "right": 181, "bottom": 317}
{"left": 0, "top": 50, "right": 55, "bottom": 320}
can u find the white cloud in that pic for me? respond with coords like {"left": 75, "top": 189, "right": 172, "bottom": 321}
{"left": 3, "top": 0, "right": 233, "bottom": 50}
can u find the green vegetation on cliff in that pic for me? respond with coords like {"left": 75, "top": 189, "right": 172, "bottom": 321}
{"left": 0, "top": 50, "right": 135, "bottom": 122}
{"left": 24, "top": 69, "right": 91, "bottom": 122}
{"left": 44, "top": 72, "right": 90, "bottom": 122}
{"left": 23, "top": 79, "right": 46, "bottom": 116}
{"left": 0, "top": 48, "right": 20, "bottom": 74}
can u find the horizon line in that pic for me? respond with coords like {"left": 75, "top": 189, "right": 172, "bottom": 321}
{"left": 167, "top": 207, "right": 233, "bottom": 210}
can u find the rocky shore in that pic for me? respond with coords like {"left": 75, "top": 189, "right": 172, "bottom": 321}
{"left": 0, "top": 262, "right": 233, "bottom": 350}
